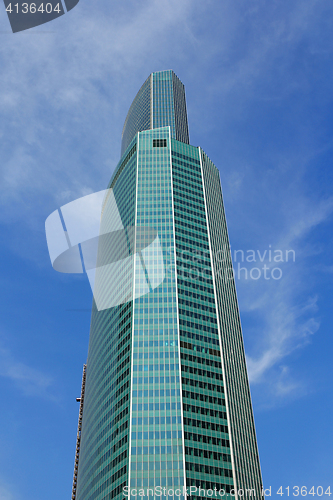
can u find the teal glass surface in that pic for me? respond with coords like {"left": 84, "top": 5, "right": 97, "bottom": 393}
{"left": 76, "top": 140, "right": 137, "bottom": 500}
{"left": 171, "top": 140, "right": 234, "bottom": 498}
{"left": 74, "top": 71, "right": 264, "bottom": 500}
{"left": 129, "top": 127, "right": 185, "bottom": 497}
{"left": 201, "top": 153, "right": 263, "bottom": 498}
{"left": 121, "top": 71, "right": 189, "bottom": 157}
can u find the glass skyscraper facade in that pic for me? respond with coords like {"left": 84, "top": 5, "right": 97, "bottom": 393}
{"left": 74, "top": 70, "right": 263, "bottom": 500}
{"left": 121, "top": 70, "right": 189, "bottom": 157}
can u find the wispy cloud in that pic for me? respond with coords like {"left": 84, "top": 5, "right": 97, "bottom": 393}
{"left": 0, "top": 481, "right": 17, "bottom": 500}
{"left": 0, "top": 342, "right": 54, "bottom": 400}
{"left": 246, "top": 294, "right": 319, "bottom": 382}
{"left": 0, "top": 0, "right": 195, "bottom": 225}
{"left": 0, "top": 0, "right": 331, "bottom": 408}
{"left": 236, "top": 191, "right": 333, "bottom": 401}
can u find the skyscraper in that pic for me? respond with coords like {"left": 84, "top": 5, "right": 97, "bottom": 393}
{"left": 73, "top": 70, "right": 263, "bottom": 500}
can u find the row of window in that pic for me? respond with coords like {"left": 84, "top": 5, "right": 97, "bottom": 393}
{"left": 112, "top": 434, "right": 128, "bottom": 454}
{"left": 132, "top": 415, "right": 181, "bottom": 426}
{"left": 179, "top": 330, "right": 219, "bottom": 347}
{"left": 85, "top": 358, "right": 130, "bottom": 417}
{"left": 131, "top": 445, "right": 182, "bottom": 456}
{"left": 89, "top": 369, "right": 130, "bottom": 441}
{"left": 178, "top": 300, "right": 216, "bottom": 315}
{"left": 131, "top": 460, "right": 183, "bottom": 471}
{"left": 112, "top": 393, "right": 129, "bottom": 415}
{"left": 173, "top": 212, "right": 207, "bottom": 237}
{"left": 180, "top": 341, "right": 219, "bottom": 358}
{"left": 178, "top": 286, "right": 215, "bottom": 302}
{"left": 181, "top": 353, "right": 222, "bottom": 370}
{"left": 131, "top": 430, "right": 181, "bottom": 440}
{"left": 86, "top": 317, "right": 130, "bottom": 388}
{"left": 133, "top": 328, "right": 177, "bottom": 338}
{"left": 134, "top": 316, "right": 177, "bottom": 326}
{"left": 83, "top": 404, "right": 129, "bottom": 471}
{"left": 175, "top": 234, "right": 209, "bottom": 253}
{"left": 102, "top": 421, "right": 128, "bottom": 455}
{"left": 173, "top": 190, "right": 206, "bottom": 217}
{"left": 105, "top": 379, "right": 129, "bottom": 405}
{"left": 174, "top": 194, "right": 205, "bottom": 219}
{"left": 171, "top": 150, "right": 200, "bottom": 166}
{"left": 177, "top": 267, "right": 213, "bottom": 287}
{"left": 136, "top": 302, "right": 176, "bottom": 313}
{"left": 185, "top": 446, "right": 231, "bottom": 461}
{"left": 132, "top": 389, "right": 180, "bottom": 398}
{"left": 132, "top": 402, "right": 181, "bottom": 411}
{"left": 109, "top": 465, "right": 127, "bottom": 489}
{"left": 77, "top": 446, "right": 127, "bottom": 494}
{"left": 87, "top": 325, "right": 131, "bottom": 392}
{"left": 117, "top": 311, "right": 132, "bottom": 330}
{"left": 81, "top": 462, "right": 127, "bottom": 500}
{"left": 78, "top": 358, "right": 130, "bottom": 461}
{"left": 178, "top": 280, "right": 214, "bottom": 298}
{"left": 110, "top": 143, "right": 137, "bottom": 189}
{"left": 133, "top": 340, "right": 178, "bottom": 348}
{"left": 175, "top": 226, "right": 211, "bottom": 248}
{"left": 183, "top": 417, "right": 228, "bottom": 436}
{"left": 153, "top": 138, "right": 167, "bottom": 147}
{"left": 132, "top": 363, "right": 178, "bottom": 373}
{"left": 185, "top": 461, "right": 232, "bottom": 478}
{"left": 175, "top": 214, "right": 209, "bottom": 236}
{"left": 96, "top": 420, "right": 128, "bottom": 454}
{"left": 181, "top": 364, "right": 223, "bottom": 382}
{"left": 132, "top": 376, "right": 179, "bottom": 386}
{"left": 129, "top": 476, "right": 184, "bottom": 488}
{"left": 180, "top": 305, "right": 216, "bottom": 324}
{"left": 179, "top": 318, "right": 218, "bottom": 336}
{"left": 183, "top": 403, "right": 227, "bottom": 420}
{"left": 174, "top": 200, "right": 206, "bottom": 220}
{"left": 141, "top": 296, "right": 177, "bottom": 304}
{"left": 135, "top": 308, "right": 177, "bottom": 317}
{"left": 172, "top": 167, "right": 202, "bottom": 188}
{"left": 187, "top": 478, "right": 232, "bottom": 494}
{"left": 91, "top": 378, "right": 129, "bottom": 428}
{"left": 90, "top": 301, "right": 131, "bottom": 365}
{"left": 132, "top": 351, "right": 178, "bottom": 360}
{"left": 183, "top": 391, "right": 224, "bottom": 407}
{"left": 184, "top": 431, "right": 229, "bottom": 448}
{"left": 182, "top": 377, "right": 224, "bottom": 394}
{"left": 90, "top": 398, "right": 129, "bottom": 454}
{"left": 108, "top": 480, "right": 127, "bottom": 500}
{"left": 116, "top": 328, "right": 131, "bottom": 352}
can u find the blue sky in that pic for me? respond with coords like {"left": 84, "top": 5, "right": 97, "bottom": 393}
{"left": 0, "top": 1, "right": 332, "bottom": 499}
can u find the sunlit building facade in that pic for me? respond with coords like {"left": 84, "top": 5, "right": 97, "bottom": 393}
{"left": 74, "top": 70, "right": 263, "bottom": 500}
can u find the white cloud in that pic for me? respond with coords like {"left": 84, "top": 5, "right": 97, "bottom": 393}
{"left": 0, "top": 0, "right": 331, "bottom": 407}
{"left": 0, "top": 0, "right": 195, "bottom": 224}
{"left": 246, "top": 294, "right": 319, "bottom": 383}
{"left": 0, "top": 481, "right": 17, "bottom": 500}
{"left": 0, "top": 343, "right": 54, "bottom": 400}
{"left": 236, "top": 192, "right": 333, "bottom": 399}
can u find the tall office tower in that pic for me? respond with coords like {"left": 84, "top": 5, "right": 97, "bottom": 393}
{"left": 74, "top": 70, "right": 263, "bottom": 500}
